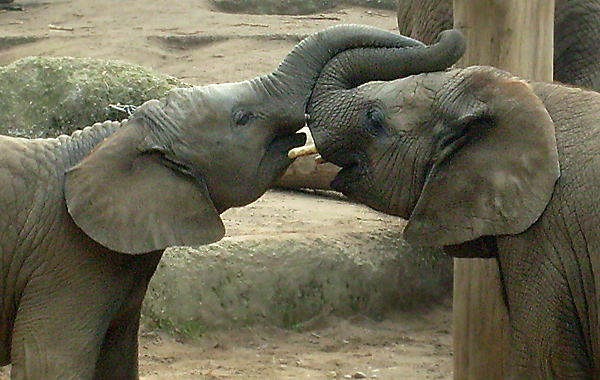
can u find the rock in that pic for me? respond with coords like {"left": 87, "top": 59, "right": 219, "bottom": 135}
{"left": 142, "top": 229, "right": 452, "bottom": 335}
{"left": 0, "top": 56, "right": 185, "bottom": 138}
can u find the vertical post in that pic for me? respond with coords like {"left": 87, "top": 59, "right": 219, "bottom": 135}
{"left": 451, "top": 1, "right": 554, "bottom": 379}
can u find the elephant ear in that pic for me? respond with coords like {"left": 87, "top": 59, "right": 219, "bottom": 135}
{"left": 404, "top": 67, "right": 560, "bottom": 248}
{"left": 64, "top": 118, "right": 225, "bottom": 254}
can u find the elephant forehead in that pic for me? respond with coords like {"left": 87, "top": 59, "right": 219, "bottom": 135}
{"left": 363, "top": 79, "right": 434, "bottom": 129}
{"left": 195, "top": 81, "right": 258, "bottom": 108}
{"left": 367, "top": 76, "right": 437, "bottom": 107}
{"left": 156, "top": 83, "right": 246, "bottom": 121}
{"left": 180, "top": 85, "right": 237, "bottom": 112}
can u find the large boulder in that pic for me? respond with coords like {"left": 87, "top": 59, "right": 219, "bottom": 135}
{"left": 209, "top": 0, "right": 336, "bottom": 15}
{"left": 0, "top": 56, "right": 185, "bottom": 138}
{"left": 143, "top": 229, "right": 452, "bottom": 334}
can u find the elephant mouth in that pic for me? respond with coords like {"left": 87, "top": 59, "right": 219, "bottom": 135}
{"left": 262, "top": 131, "right": 307, "bottom": 175}
{"left": 273, "top": 132, "right": 307, "bottom": 159}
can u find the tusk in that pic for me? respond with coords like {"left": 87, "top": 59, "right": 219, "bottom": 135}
{"left": 288, "top": 144, "right": 318, "bottom": 159}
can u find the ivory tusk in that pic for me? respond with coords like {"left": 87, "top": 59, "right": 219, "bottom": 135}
{"left": 288, "top": 144, "right": 318, "bottom": 159}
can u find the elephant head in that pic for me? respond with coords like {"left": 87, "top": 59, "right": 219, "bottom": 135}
{"left": 307, "top": 57, "right": 561, "bottom": 255}
{"left": 62, "top": 24, "right": 438, "bottom": 255}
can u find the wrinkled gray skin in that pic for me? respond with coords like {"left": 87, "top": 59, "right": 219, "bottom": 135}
{"left": 397, "top": 0, "right": 600, "bottom": 91}
{"left": 307, "top": 41, "right": 600, "bottom": 377}
{"left": 0, "top": 24, "right": 436, "bottom": 380}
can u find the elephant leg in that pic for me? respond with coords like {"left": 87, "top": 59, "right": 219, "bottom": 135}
{"left": 10, "top": 283, "right": 110, "bottom": 380}
{"left": 507, "top": 295, "right": 591, "bottom": 379}
{"left": 92, "top": 285, "right": 148, "bottom": 380}
{"left": 93, "top": 251, "right": 162, "bottom": 380}
{"left": 92, "top": 313, "right": 141, "bottom": 380}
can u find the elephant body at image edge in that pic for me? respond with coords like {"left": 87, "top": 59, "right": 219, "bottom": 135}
{"left": 305, "top": 36, "right": 600, "bottom": 375}
{"left": 397, "top": 0, "right": 600, "bottom": 91}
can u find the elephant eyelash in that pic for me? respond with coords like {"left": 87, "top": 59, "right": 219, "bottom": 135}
{"left": 233, "top": 109, "right": 254, "bottom": 127}
{"left": 365, "top": 105, "right": 387, "bottom": 136}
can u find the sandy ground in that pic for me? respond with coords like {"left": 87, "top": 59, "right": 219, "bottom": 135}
{"left": 138, "top": 301, "right": 452, "bottom": 380}
{"left": 0, "top": 1, "right": 453, "bottom": 379}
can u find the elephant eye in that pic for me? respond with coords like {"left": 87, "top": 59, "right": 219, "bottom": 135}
{"left": 233, "top": 109, "right": 253, "bottom": 127}
{"left": 365, "top": 106, "right": 386, "bottom": 136}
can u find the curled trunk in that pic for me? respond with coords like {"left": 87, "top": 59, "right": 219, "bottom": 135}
{"left": 309, "top": 29, "right": 465, "bottom": 100}
{"left": 252, "top": 24, "right": 427, "bottom": 130}
{"left": 307, "top": 29, "right": 466, "bottom": 165}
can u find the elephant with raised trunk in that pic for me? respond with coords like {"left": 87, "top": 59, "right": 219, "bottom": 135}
{"left": 397, "top": 0, "right": 600, "bottom": 91}
{"left": 0, "top": 24, "right": 443, "bottom": 380}
{"left": 305, "top": 29, "right": 600, "bottom": 378}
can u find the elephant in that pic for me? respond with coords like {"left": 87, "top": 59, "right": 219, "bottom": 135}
{"left": 0, "top": 24, "right": 453, "bottom": 380}
{"left": 397, "top": 0, "right": 600, "bottom": 91}
{"left": 304, "top": 30, "right": 600, "bottom": 379}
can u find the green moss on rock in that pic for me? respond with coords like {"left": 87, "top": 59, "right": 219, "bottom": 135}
{"left": 0, "top": 56, "right": 187, "bottom": 138}
{"left": 142, "top": 230, "right": 452, "bottom": 336}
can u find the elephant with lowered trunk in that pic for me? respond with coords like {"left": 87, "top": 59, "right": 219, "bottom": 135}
{"left": 0, "top": 24, "right": 449, "bottom": 380}
{"left": 304, "top": 29, "right": 600, "bottom": 379}
{"left": 397, "top": 0, "right": 600, "bottom": 91}
{"left": 285, "top": 0, "right": 600, "bottom": 193}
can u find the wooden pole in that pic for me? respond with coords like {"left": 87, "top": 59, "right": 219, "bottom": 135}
{"left": 452, "top": 1, "right": 554, "bottom": 379}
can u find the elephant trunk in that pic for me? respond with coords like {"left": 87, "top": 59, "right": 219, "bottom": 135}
{"left": 306, "top": 29, "right": 466, "bottom": 163}
{"left": 249, "top": 24, "right": 428, "bottom": 131}
{"left": 309, "top": 29, "right": 465, "bottom": 98}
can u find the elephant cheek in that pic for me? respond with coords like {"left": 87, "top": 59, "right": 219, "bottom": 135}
{"left": 330, "top": 167, "right": 389, "bottom": 214}
{"left": 332, "top": 165, "right": 415, "bottom": 220}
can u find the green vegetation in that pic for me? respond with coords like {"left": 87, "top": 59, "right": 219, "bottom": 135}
{"left": 0, "top": 56, "right": 187, "bottom": 138}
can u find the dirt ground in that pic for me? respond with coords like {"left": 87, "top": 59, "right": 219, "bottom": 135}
{"left": 0, "top": 1, "right": 453, "bottom": 379}
{"left": 137, "top": 301, "right": 452, "bottom": 380}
